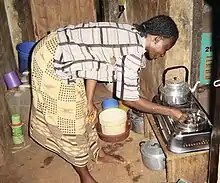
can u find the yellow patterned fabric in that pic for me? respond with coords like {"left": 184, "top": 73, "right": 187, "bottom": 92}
{"left": 30, "top": 32, "right": 100, "bottom": 167}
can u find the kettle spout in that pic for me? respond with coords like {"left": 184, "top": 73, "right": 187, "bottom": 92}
{"left": 190, "top": 81, "right": 200, "bottom": 92}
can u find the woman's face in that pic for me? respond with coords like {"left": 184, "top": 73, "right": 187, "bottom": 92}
{"left": 144, "top": 36, "right": 176, "bottom": 60}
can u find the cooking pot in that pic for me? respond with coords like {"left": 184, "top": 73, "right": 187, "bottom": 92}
{"left": 158, "top": 66, "right": 200, "bottom": 106}
{"left": 174, "top": 108, "right": 210, "bottom": 133}
{"left": 139, "top": 139, "right": 165, "bottom": 170}
{"left": 128, "top": 109, "right": 144, "bottom": 134}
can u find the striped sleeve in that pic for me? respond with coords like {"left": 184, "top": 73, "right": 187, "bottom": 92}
{"left": 115, "top": 54, "right": 142, "bottom": 101}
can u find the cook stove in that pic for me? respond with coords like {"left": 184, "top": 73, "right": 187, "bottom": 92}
{"left": 152, "top": 93, "right": 212, "bottom": 154}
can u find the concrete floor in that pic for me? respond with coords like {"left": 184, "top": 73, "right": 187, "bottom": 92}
{"left": 0, "top": 84, "right": 210, "bottom": 183}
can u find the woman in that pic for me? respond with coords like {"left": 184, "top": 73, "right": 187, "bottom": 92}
{"left": 30, "top": 15, "right": 187, "bottom": 183}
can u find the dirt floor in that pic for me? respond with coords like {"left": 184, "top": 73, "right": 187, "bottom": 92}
{"left": 0, "top": 84, "right": 210, "bottom": 183}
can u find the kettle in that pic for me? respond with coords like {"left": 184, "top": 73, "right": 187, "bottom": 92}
{"left": 158, "top": 66, "right": 200, "bottom": 106}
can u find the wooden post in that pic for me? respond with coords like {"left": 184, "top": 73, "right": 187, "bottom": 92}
{"left": 207, "top": 1, "right": 220, "bottom": 182}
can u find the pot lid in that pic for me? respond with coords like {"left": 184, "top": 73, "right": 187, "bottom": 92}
{"left": 140, "top": 139, "right": 165, "bottom": 157}
{"left": 130, "top": 109, "right": 144, "bottom": 117}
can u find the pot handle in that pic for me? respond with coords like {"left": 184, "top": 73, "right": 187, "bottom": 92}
{"left": 162, "top": 66, "right": 189, "bottom": 86}
{"left": 139, "top": 141, "right": 146, "bottom": 147}
{"left": 139, "top": 141, "right": 161, "bottom": 147}
{"left": 151, "top": 143, "right": 161, "bottom": 148}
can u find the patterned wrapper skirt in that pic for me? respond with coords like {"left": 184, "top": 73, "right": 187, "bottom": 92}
{"left": 30, "top": 31, "right": 100, "bottom": 167}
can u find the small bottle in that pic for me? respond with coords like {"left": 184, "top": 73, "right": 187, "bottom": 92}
{"left": 10, "top": 114, "right": 24, "bottom": 146}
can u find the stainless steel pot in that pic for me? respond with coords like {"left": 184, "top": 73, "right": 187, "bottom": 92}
{"left": 158, "top": 66, "right": 193, "bottom": 106}
{"left": 139, "top": 139, "right": 165, "bottom": 170}
{"left": 128, "top": 109, "right": 144, "bottom": 134}
{"left": 174, "top": 108, "right": 210, "bottom": 133}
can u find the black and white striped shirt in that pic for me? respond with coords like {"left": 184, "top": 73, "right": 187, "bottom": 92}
{"left": 54, "top": 22, "right": 146, "bottom": 101}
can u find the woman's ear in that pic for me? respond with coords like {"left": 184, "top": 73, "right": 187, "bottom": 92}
{"left": 154, "top": 36, "right": 163, "bottom": 44}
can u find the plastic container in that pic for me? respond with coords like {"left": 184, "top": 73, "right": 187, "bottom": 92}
{"left": 102, "top": 98, "right": 118, "bottom": 110}
{"left": 16, "top": 41, "right": 35, "bottom": 73}
{"left": 3, "top": 71, "right": 22, "bottom": 89}
{"left": 5, "top": 85, "right": 31, "bottom": 144}
{"left": 5, "top": 85, "right": 31, "bottom": 116}
{"left": 99, "top": 108, "right": 127, "bottom": 135}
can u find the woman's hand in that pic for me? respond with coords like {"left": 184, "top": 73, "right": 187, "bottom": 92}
{"left": 85, "top": 79, "right": 97, "bottom": 124}
{"left": 169, "top": 108, "right": 188, "bottom": 122}
{"left": 86, "top": 102, "right": 98, "bottom": 124}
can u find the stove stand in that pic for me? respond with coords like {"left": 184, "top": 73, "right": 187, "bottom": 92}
{"left": 152, "top": 93, "right": 212, "bottom": 154}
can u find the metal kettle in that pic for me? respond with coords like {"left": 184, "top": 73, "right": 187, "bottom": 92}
{"left": 158, "top": 66, "right": 199, "bottom": 106}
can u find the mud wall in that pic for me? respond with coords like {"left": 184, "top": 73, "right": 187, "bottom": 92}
{"left": 0, "top": 0, "right": 17, "bottom": 166}
{"left": 29, "top": 0, "right": 96, "bottom": 40}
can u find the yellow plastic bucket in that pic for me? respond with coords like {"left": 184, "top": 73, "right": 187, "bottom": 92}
{"left": 99, "top": 108, "right": 127, "bottom": 135}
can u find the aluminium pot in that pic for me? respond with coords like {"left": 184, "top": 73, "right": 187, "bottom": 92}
{"left": 158, "top": 66, "right": 192, "bottom": 106}
{"left": 128, "top": 109, "right": 144, "bottom": 134}
{"left": 139, "top": 139, "right": 165, "bottom": 171}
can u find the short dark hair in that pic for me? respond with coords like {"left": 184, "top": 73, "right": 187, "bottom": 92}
{"left": 133, "top": 15, "right": 179, "bottom": 40}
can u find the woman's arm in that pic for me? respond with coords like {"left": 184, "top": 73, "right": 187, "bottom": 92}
{"left": 85, "top": 79, "right": 97, "bottom": 104}
{"left": 122, "top": 97, "right": 171, "bottom": 115}
{"left": 85, "top": 79, "right": 98, "bottom": 123}
{"left": 122, "top": 97, "right": 185, "bottom": 120}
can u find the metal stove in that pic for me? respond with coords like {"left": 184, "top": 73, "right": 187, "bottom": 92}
{"left": 152, "top": 93, "right": 212, "bottom": 154}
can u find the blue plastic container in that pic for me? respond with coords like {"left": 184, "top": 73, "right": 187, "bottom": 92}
{"left": 16, "top": 41, "right": 35, "bottom": 73}
{"left": 102, "top": 98, "right": 119, "bottom": 110}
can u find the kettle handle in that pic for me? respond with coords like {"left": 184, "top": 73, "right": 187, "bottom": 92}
{"left": 162, "top": 66, "right": 189, "bottom": 86}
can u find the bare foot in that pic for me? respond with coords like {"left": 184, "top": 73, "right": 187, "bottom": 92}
{"left": 73, "top": 165, "right": 97, "bottom": 183}
{"left": 97, "top": 148, "right": 126, "bottom": 164}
